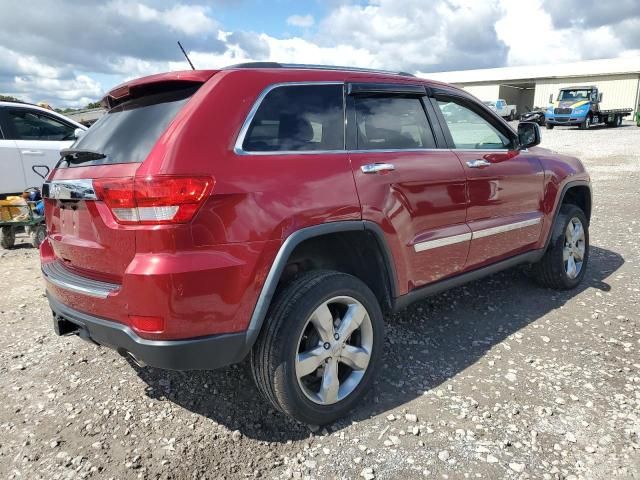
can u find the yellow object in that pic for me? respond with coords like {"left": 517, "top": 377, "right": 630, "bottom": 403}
{"left": 0, "top": 196, "right": 30, "bottom": 222}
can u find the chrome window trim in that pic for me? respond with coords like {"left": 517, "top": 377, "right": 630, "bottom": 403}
{"left": 413, "top": 217, "right": 542, "bottom": 253}
{"left": 414, "top": 232, "right": 471, "bottom": 252}
{"left": 42, "top": 261, "right": 120, "bottom": 299}
{"left": 472, "top": 217, "right": 541, "bottom": 239}
{"left": 43, "top": 179, "right": 97, "bottom": 200}
{"left": 233, "top": 81, "right": 346, "bottom": 156}
{"left": 232, "top": 82, "right": 521, "bottom": 156}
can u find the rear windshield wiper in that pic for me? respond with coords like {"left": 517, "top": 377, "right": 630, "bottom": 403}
{"left": 59, "top": 148, "right": 107, "bottom": 166}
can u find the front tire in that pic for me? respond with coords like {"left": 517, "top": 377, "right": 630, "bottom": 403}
{"left": 251, "top": 270, "right": 384, "bottom": 425}
{"left": 546, "top": 123, "right": 554, "bottom": 130}
{"left": 579, "top": 115, "right": 591, "bottom": 130}
{"left": 532, "top": 204, "right": 589, "bottom": 290}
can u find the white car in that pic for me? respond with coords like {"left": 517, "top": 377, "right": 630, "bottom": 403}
{"left": 0, "top": 101, "right": 87, "bottom": 195}
{"left": 483, "top": 99, "right": 517, "bottom": 121}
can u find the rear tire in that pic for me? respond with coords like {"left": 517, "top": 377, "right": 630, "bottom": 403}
{"left": 532, "top": 204, "right": 589, "bottom": 290}
{"left": 251, "top": 270, "right": 384, "bottom": 425}
{"left": 0, "top": 226, "right": 15, "bottom": 249}
{"left": 30, "top": 225, "right": 46, "bottom": 249}
{"left": 508, "top": 111, "right": 515, "bottom": 121}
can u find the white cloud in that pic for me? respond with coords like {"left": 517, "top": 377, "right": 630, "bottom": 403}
{"left": 110, "top": 1, "right": 218, "bottom": 36}
{"left": 495, "top": 0, "right": 629, "bottom": 66}
{"left": 1, "top": 0, "right": 639, "bottom": 108}
{"left": 287, "top": 14, "right": 315, "bottom": 28}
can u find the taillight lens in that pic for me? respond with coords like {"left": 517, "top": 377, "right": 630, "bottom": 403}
{"left": 93, "top": 175, "right": 214, "bottom": 225}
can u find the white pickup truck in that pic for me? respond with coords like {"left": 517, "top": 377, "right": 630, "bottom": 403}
{"left": 483, "top": 99, "right": 517, "bottom": 121}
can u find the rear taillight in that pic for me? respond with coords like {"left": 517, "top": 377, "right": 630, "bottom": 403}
{"left": 93, "top": 175, "right": 214, "bottom": 225}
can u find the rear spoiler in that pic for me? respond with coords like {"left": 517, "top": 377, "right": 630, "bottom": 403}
{"left": 102, "top": 70, "right": 218, "bottom": 109}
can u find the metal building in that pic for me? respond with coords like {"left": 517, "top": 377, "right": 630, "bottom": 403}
{"left": 424, "top": 56, "right": 640, "bottom": 117}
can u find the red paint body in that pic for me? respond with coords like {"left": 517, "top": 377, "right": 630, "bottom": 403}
{"left": 41, "top": 68, "right": 590, "bottom": 341}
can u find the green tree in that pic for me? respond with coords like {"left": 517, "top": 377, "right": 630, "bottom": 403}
{"left": 0, "top": 95, "right": 23, "bottom": 102}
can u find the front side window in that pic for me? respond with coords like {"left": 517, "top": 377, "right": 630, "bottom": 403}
{"left": 242, "top": 84, "right": 344, "bottom": 152}
{"left": 7, "top": 109, "right": 75, "bottom": 141}
{"left": 436, "top": 99, "right": 512, "bottom": 150}
{"left": 354, "top": 97, "right": 435, "bottom": 150}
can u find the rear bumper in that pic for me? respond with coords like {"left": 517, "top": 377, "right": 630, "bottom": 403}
{"left": 47, "top": 293, "right": 249, "bottom": 371}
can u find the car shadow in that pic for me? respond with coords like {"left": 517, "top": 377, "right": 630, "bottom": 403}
{"left": 130, "top": 245, "right": 623, "bottom": 442}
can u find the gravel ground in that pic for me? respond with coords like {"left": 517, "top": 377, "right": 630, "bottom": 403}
{"left": 1, "top": 122, "right": 639, "bottom": 480}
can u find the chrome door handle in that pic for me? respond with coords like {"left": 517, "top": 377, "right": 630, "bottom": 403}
{"left": 361, "top": 163, "right": 395, "bottom": 174}
{"left": 21, "top": 150, "right": 44, "bottom": 156}
{"left": 466, "top": 159, "right": 491, "bottom": 168}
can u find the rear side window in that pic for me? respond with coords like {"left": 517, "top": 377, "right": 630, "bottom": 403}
{"left": 62, "top": 86, "right": 196, "bottom": 167}
{"left": 242, "top": 84, "right": 344, "bottom": 152}
{"left": 354, "top": 97, "right": 436, "bottom": 150}
{"left": 6, "top": 109, "right": 75, "bottom": 141}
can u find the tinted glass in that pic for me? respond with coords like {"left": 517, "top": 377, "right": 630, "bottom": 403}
{"left": 243, "top": 85, "right": 344, "bottom": 152}
{"left": 64, "top": 87, "right": 195, "bottom": 167}
{"left": 354, "top": 97, "right": 435, "bottom": 150}
{"left": 437, "top": 99, "right": 511, "bottom": 149}
{"left": 7, "top": 110, "right": 75, "bottom": 141}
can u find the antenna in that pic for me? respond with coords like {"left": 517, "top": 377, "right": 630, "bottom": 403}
{"left": 177, "top": 41, "right": 195, "bottom": 70}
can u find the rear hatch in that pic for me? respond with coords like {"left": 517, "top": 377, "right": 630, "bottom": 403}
{"left": 44, "top": 72, "right": 215, "bottom": 282}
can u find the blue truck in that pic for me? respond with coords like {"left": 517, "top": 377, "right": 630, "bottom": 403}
{"left": 545, "top": 86, "right": 633, "bottom": 130}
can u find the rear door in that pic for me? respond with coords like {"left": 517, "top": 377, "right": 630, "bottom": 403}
{"left": 0, "top": 108, "right": 25, "bottom": 194}
{"left": 3, "top": 108, "right": 77, "bottom": 189}
{"left": 347, "top": 82, "right": 469, "bottom": 292}
{"left": 43, "top": 86, "right": 198, "bottom": 282}
{"left": 430, "top": 91, "right": 545, "bottom": 269}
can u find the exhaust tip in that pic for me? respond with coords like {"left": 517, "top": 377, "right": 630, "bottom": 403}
{"left": 120, "top": 350, "right": 147, "bottom": 368}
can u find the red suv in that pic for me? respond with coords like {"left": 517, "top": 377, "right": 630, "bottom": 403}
{"left": 41, "top": 63, "right": 591, "bottom": 424}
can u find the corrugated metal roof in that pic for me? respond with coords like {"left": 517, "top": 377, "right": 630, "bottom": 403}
{"left": 420, "top": 56, "right": 640, "bottom": 84}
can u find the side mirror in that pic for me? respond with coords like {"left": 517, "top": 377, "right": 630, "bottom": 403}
{"left": 549, "top": 94, "right": 553, "bottom": 104}
{"left": 518, "top": 122, "right": 540, "bottom": 149}
{"left": 74, "top": 128, "right": 86, "bottom": 140}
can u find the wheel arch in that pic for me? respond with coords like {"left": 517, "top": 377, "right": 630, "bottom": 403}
{"left": 244, "top": 221, "right": 397, "bottom": 350}
{"left": 543, "top": 180, "right": 592, "bottom": 250}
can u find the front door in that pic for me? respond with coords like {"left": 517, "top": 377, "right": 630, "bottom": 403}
{"left": 347, "top": 83, "right": 470, "bottom": 293}
{"left": 4, "top": 108, "right": 76, "bottom": 190}
{"left": 432, "top": 93, "right": 545, "bottom": 269}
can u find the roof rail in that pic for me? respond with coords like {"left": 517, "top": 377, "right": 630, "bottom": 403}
{"left": 225, "top": 62, "right": 415, "bottom": 77}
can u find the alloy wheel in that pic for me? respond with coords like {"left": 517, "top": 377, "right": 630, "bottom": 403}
{"left": 295, "top": 296, "right": 373, "bottom": 405}
{"left": 563, "top": 217, "right": 586, "bottom": 279}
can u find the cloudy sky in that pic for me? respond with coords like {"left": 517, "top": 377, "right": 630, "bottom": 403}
{"left": 2, "top": 0, "right": 639, "bottom": 107}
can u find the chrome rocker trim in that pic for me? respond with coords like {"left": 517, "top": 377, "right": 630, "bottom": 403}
{"left": 413, "top": 217, "right": 541, "bottom": 252}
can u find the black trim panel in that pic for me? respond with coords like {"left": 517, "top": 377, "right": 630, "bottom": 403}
{"left": 348, "top": 83, "right": 427, "bottom": 97}
{"left": 48, "top": 294, "right": 248, "bottom": 371}
{"left": 393, "top": 250, "right": 545, "bottom": 311}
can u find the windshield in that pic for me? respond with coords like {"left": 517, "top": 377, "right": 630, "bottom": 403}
{"left": 59, "top": 86, "right": 197, "bottom": 168}
{"left": 558, "top": 89, "right": 591, "bottom": 102}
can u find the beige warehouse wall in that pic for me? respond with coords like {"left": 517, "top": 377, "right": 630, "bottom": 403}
{"left": 461, "top": 84, "right": 500, "bottom": 102}
{"left": 534, "top": 74, "right": 640, "bottom": 115}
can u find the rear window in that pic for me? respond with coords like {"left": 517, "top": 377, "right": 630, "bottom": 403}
{"left": 60, "top": 86, "right": 196, "bottom": 168}
{"left": 242, "top": 84, "right": 344, "bottom": 152}
{"left": 355, "top": 97, "right": 436, "bottom": 150}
